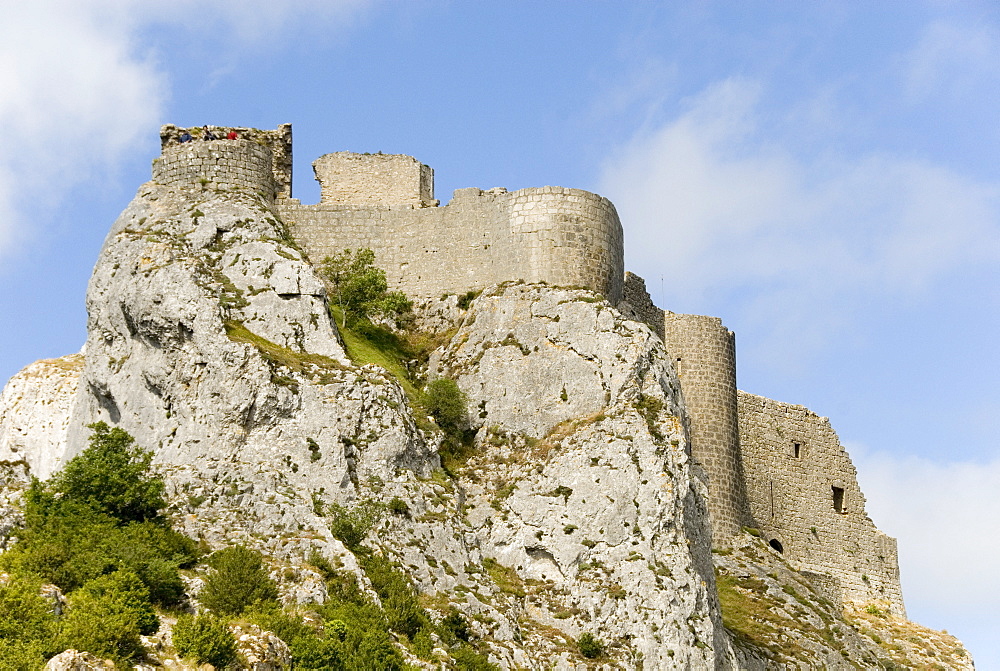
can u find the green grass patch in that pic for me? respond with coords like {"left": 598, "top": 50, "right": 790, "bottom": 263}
{"left": 330, "top": 307, "right": 420, "bottom": 399}
{"left": 482, "top": 558, "right": 525, "bottom": 598}
{"left": 224, "top": 320, "right": 345, "bottom": 380}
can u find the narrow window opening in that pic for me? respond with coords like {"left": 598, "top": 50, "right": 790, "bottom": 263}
{"left": 792, "top": 442, "right": 801, "bottom": 459}
{"left": 832, "top": 486, "right": 846, "bottom": 513}
{"left": 769, "top": 539, "right": 784, "bottom": 553}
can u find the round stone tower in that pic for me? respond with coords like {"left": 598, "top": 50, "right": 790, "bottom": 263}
{"left": 152, "top": 139, "right": 277, "bottom": 201}
{"left": 663, "top": 312, "right": 751, "bottom": 544}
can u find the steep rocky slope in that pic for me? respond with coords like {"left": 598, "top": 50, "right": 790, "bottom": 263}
{"left": 0, "top": 174, "right": 974, "bottom": 669}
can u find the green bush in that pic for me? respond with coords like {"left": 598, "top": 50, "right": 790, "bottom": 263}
{"left": 327, "top": 500, "right": 384, "bottom": 551}
{"left": 57, "top": 572, "right": 152, "bottom": 664}
{"left": 45, "top": 421, "right": 165, "bottom": 523}
{"left": 173, "top": 613, "right": 237, "bottom": 669}
{"left": 2, "top": 504, "right": 196, "bottom": 604}
{"left": 0, "top": 425, "right": 197, "bottom": 605}
{"left": 199, "top": 546, "right": 278, "bottom": 616}
{"left": 578, "top": 631, "right": 604, "bottom": 658}
{"left": 424, "top": 379, "right": 467, "bottom": 434}
{"left": 359, "top": 554, "right": 431, "bottom": 640}
{"left": 0, "top": 573, "right": 59, "bottom": 670}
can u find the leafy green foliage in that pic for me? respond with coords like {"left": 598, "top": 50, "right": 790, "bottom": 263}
{"left": 424, "top": 379, "right": 467, "bottom": 434}
{"left": 199, "top": 545, "right": 279, "bottom": 616}
{"left": 577, "top": 631, "right": 604, "bottom": 658}
{"left": 57, "top": 572, "right": 152, "bottom": 664}
{"left": 319, "top": 248, "right": 411, "bottom": 327}
{"left": 173, "top": 613, "right": 237, "bottom": 669}
{"left": 0, "top": 424, "right": 197, "bottom": 606}
{"left": 359, "top": 554, "right": 431, "bottom": 639}
{"left": 46, "top": 421, "right": 165, "bottom": 523}
{"left": 0, "top": 573, "right": 59, "bottom": 670}
{"left": 327, "top": 499, "right": 384, "bottom": 551}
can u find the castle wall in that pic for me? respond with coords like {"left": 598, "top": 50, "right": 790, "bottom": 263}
{"left": 280, "top": 185, "right": 624, "bottom": 303}
{"left": 152, "top": 139, "right": 277, "bottom": 199}
{"left": 159, "top": 124, "right": 293, "bottom": 199}
{"left": 313, "top": 152, "right": 436, "bottom": 208}
{"left": 737, "top": 391, "right": 905, "bottom": 614}
{"left": 663, "top": 313, "right": 751, "bottom": 544}
{"left": 618, "top": 272, "right": 665, "bottom": 340}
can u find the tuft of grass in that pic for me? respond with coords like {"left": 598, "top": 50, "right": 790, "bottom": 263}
{"left": 482, "top": 557, "right": 525, "bottom": 598}
{"left": 224, "top": 320, "right": 344, "bottom": 377}
{"left": 330, "top": 307, "right": 420, "bottom": 399}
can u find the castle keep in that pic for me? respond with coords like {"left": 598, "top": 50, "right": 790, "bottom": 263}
{"left": 156, "top": 124, "right": 904, "bottom": 614}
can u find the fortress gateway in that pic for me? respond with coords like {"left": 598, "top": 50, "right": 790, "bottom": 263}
{"left": 156, "top": 124, "right": 904, "bottom": 614}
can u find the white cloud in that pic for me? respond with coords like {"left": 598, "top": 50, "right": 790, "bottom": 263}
{"left": 598, "top": 78, "right": 1000, "bottom": 363}
{"left": 0, "top": 0, "right": 373, "bottom": 261}
{"left": 902, "top": 19, "right": 1000, "bottom": 102}
{"left": 0, "top": 1, "right": 164, "bottom": 258}
{"left": 852, "top": 445, "right": 1000, "bottom": 662}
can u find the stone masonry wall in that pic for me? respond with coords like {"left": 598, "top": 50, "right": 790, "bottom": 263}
{"left": 663, "top": 313, "right": 751, "bottom": 544}
{"left": 737, "top": 391, "right": 905, "bottom": 614}
{"left": 280, "top": 185, "right": 624, "bottom": 303}
{"left": 159, "top": 124, "right": 293, "bottom": 199}
{"left": 313, "top": 152, "right": 436, "bottom": 208}
{"left": 618, "top": 272, "right": 665, "bottom": 340}
{"left": 152, "top": 140, "right": 276, "bottom": 200}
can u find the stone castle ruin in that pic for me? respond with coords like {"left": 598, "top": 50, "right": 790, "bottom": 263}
{"left": 157, "top": 123, "right": 904, "bottom": 615}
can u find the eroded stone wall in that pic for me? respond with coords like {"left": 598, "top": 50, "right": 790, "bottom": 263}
{"left": 313, "top": 152, "right": 436, "bottom": 208}
{"left": 281, "top": 185, "right": 624, "bottom": 303}
{"left": 737, "top": 391, "right": 905, "bottom": 614}
{"left": 159, "top": 124, "right": 292, "bottom": 198}
{"left": 663, "top": 313, "right": 751, "bottom": 544}
{"left": 152, "top": 139, "right": 277, "bottom": 200}
{"left": 618, "top": 272, "right": 665, "bottom": 340}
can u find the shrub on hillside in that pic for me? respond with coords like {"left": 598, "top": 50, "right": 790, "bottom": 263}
{"left": 43, "top": 421, "right": 165, "bottom": 523}
{"left": 199, "top": 545, "right": 278, "bottom": 616}
{"left": 57, "top": 571, "right": 154, "bottom": 664}
{"left": 0, "top": 424, "right": 197, "bottom": 605}
{"left": 173, "top": 613, "right": 237, "bottom": 669}
{"left": 0, "top": 573, "right": 60, "bottom": 670}
{"left": 577, "top": 631, "right": 604, "bottom": 658}
{"left": 319, "top": 248, "right": 411, "bottom": 327}
{"left": 424, "top": 379, "right": 467, "bottom": 434}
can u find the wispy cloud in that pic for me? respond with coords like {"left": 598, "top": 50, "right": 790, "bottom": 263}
{"left": 901, "top": 19, "right": 1000, "bottom": 102}
{"left": 0, "top": 0, "right": 373, "bottom": 261}
{"left": 853, "top": 445, "right": 1000, "bottom": 660}
{"left": 598, "top": 78, "right": 1000, "bottom": 365}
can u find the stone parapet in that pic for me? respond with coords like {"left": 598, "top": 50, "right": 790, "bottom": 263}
{"left": 737, "top": 391, "right": 905, "bottom": 614}
{"left": 159, "top": 124, "right": 292, "bottom": 198}
{"left": 313, "top": 152, "right": 436, "bottom": 208}
{"left": 280, "top": 183, "right": 624, "bottom": 303}
{"left": 152, "top": 139, "right": 276, "bottom": 199}
{"left": 618, "top": 272, "right": 665, "bottom": 339}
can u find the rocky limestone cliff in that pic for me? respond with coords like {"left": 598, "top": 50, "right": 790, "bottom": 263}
{"left": 0, "top": 172, "right": 975, "bottom": 669}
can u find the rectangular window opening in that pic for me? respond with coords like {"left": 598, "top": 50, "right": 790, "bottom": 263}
{"left": 793, "top": 442, "right": 801, "bottom": 459}
{"left": 832, "top": 486, "right": 846, "bottom": 513}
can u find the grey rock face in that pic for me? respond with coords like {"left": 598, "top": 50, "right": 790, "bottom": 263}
{"left": 0, "top": 354, "right": 82, "bottom": 479}
{"left": 424, "top": 285, "right": 732, "bottom": 668}
{"left": 59, "top": 181, "right": 437, "bottom": 561}
{"left": 432, "top": 283, "right": 686, "bottom": 440}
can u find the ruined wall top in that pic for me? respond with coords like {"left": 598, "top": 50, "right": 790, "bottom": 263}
{"left": 312, "top": 152, "right": 436, "bottom": 208}
{"left": 159, "top": 124, "right": 292, "bottom": 199}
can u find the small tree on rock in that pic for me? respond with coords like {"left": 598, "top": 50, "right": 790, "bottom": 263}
{"left": 319, "top": 248, "right": 411, "bottom": 327}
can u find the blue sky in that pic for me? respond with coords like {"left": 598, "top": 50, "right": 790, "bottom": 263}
{"left": 2, "top": 1, "right": 998, "bottom": 664}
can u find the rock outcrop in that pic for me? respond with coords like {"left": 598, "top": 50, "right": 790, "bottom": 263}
{"left": 0, "top": 159, "right": 974, "bottom": 669}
